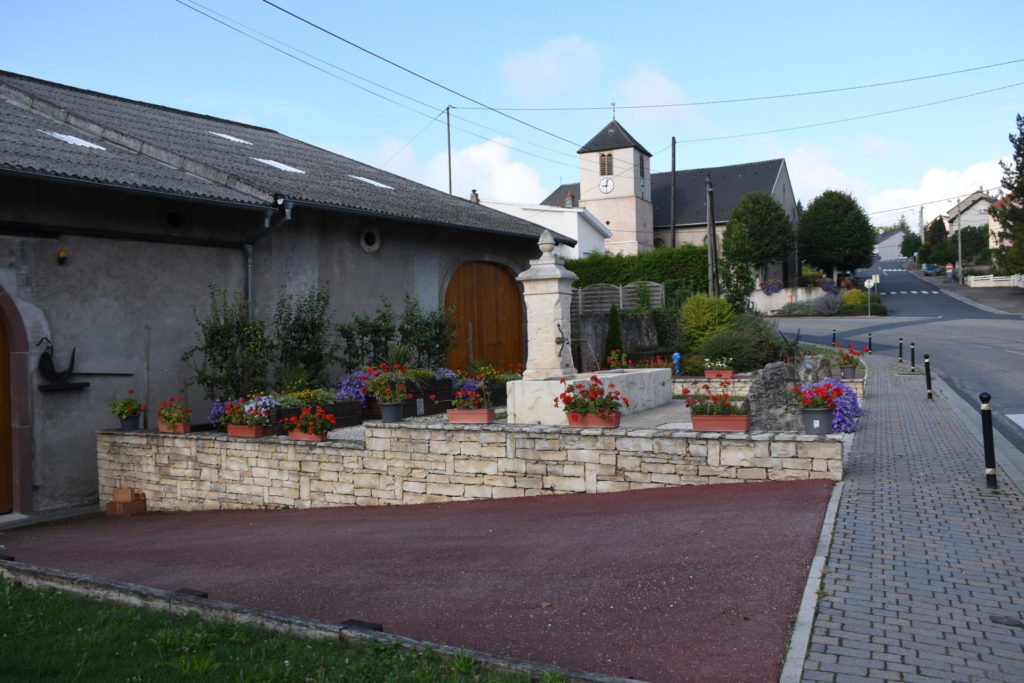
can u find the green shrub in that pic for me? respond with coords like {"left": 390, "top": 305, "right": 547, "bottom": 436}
{"left": 699, "top": 313, "right": 783, "bottom": 371}
{"left": 777, "top": 301, "right": 815, "bottom": 316}
{"left": 565, "top": 245, "right": 708, "bottom": 290}
{"left": 679, "top": 294, "right": 734, "bottom": 348}
{"left": 336, "top": 296, "right": 455, "bottom": 371}
{"left": 183, "top": 286, "right": 274, "bottom": 400}
{"left": 276, "top": 388, "right": 338, "bottom": 408}
{"left": 841, "top": 289, "right": 867, "bottom": 308}
{"left": 272, "top": 284, "right": 339, "bottom": 390}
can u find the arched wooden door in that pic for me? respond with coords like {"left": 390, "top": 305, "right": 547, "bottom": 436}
{"left": 0, "top": 314, "right": 11, "bottom": 513}
{"left": 444, "top": 262, "right": 523, "bottom": 370}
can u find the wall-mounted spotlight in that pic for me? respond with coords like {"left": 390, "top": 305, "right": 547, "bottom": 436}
{"left": 57, "top": 249, "right": 69, "bottom": 266}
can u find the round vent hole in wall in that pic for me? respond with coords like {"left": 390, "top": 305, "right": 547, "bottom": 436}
{"left": 360, "top": 228, "right": 381, "bottom": 253}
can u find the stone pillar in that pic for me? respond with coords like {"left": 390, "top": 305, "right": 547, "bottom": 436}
{"left": 517, "top": 230, "right": 578, "bottom": 380}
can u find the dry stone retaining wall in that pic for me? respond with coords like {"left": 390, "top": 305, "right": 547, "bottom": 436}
{"left": 98, "top": 424, "right": 843, "bottom": 512}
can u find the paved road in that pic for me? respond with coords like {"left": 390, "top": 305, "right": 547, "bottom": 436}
{"left": 1, "top": 479, "right": 833, "bottom": 682}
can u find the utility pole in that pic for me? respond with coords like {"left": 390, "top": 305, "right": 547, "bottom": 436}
{"left": 446, "top": 106, "right": 452, "bottom": 195}
{"left": 706, "top": 174, "right": 720, "bottom": 296}
{"left": 670, "top": 137, "right": 677, "bottom": 248}
{"left": 956, "top": 198, "right": 963, "bottom": 284}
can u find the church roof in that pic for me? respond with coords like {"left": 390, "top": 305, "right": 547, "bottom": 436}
{"left": 577, "top": 120, "right": 652, "bottom": 157}
{"left": 541, "top": 159, "right": 787, "bottom": 228}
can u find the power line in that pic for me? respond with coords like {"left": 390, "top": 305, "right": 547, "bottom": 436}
{"left": 260, "top": 0, "right": 583, "bottom": 149}
{"left": 866, "top": 186, "right": 1001, "bottom": 217}
{"left": 677, "top": 82, "right": 1024, "bottom": 143}
{"left": 458, "top": 56, "right": 1024, "bottom": 111}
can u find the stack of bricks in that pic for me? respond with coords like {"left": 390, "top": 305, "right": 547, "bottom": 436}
{"left": 97, "top": 423, "right": 844, "bottom": 513}
{"left": 106, "top": 487, "right": 146, "bottom": 516}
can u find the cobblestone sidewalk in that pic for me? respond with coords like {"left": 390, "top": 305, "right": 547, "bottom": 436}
{"left": 801, "top": 355, "right": 1024, "bottom": 681}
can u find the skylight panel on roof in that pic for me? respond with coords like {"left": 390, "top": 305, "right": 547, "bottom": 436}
{"left": 38, "top": 130, "right": 105, "bottom": 150}
{"left": 209, "top": 131, "right": 253, "bottom": 145}
{"left": 251, "top": 158, "right": 305, "bottom": 174}
{"left": 349, "top": 175, "right": 393, "bottom": 190}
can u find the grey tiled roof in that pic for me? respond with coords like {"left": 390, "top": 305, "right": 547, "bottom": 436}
{"left": 577, "top": 120, "right": 653, "bottom": 157}
{"left": 0, "top": 71, "right": 564, "bottom": 242}
{"left": 541, "top": 159, "right": 786, "bottom": 228}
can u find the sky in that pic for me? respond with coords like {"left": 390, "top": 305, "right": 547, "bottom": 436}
{"left": 4, "top": 0, "right": 1023, "bottom": 228}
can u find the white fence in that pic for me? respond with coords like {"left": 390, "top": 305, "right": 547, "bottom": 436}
{"left": 965, "top": 274, "right": 1024, "bottom": 288}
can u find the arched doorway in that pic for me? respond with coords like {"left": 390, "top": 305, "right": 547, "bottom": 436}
{"left": 444, "top": 261, "right": 523, "bottom": 370}
{"left": 0, "top": 313, "right": 11, "bottom": 513}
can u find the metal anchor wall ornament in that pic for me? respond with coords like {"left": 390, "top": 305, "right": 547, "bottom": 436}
{"left": 37, "top": 337, "right": 76, "bottom": 383}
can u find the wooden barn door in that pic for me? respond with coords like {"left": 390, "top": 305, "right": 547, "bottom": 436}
{"left": 0, "top": 315, "right": 11, "bottom": 513}
{"left": 444, "top": 262, "right": 523, "bottom": 370}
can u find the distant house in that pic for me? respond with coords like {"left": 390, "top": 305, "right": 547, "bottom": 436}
{"left": 0, "top": 70, "right": 570, "bottom": 516}
{"left": 480, "top": 194, "right": 611, "bottom": 259}
{"left": 943, "top": 190, "right": 996, "bottom": 233}
{"left": 541, "top": 120, "right": 798, "bottom": 283}
{"left": 988, "top": 196, "right": 1017, "bottom": 251}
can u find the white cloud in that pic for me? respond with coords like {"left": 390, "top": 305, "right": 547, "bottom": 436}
{"left": 857, "top": 133, "right": 909, "bottom": 159}
{"left": 613, "top": 65, "right": 698, "bottom": 128}
{"left": 370, "top": 137, "right": 548, "bottom": 204}
{"left": 863, "top": 159, "right": 1006, "bottom": 227}
{"left": 500, "top": 36, "right": 601, "bottom": 103}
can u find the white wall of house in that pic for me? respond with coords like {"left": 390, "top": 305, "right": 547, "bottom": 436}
{"left": 944, "top": 198, "right": 994, "bottom": 234}
{"left": 481, "top": 201, "right": 611, "bottom": 259}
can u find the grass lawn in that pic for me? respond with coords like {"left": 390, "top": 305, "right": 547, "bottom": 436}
{"left": 0, "top": 579, "right": 556, "bottom": 682}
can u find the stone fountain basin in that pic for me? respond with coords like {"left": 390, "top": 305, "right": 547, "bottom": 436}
{"left": 506, "top": 368, "right": 672, "bottom": 425}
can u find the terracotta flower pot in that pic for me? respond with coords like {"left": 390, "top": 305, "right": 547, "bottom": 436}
{"left": 158, "top": 421, "right": 192, "bottom": 434}
{"left": 447, "top": 408, "right": 495, "bottom": 424}
{"left": 704, "top": 369, "right": 736, "bottom": 379}
{"left": 226, "top": 424, "right": 267, "bottom": 438}
{"left": 801, "top": 408, "right": 834, "bottom": 435}
{"left": 691, "top": 414, "right": 750, "bottom": 432}
{"left": 288, "top": 430, "right": 326, "bottom": 442}
{"left": 567, "top": 413, "right": 621, "bottom": 428}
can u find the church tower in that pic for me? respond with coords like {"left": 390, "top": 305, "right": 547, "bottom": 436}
{"left": 577, "top": 120, "right": 654, "bottom": 254}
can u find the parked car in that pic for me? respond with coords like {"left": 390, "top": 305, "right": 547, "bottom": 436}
{"left": 922, "top": 264, "right": 943, "bottom": 276}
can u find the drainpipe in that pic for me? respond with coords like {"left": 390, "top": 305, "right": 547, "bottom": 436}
{"left": 245, "top": 200, "right": 294, "bottom": 317}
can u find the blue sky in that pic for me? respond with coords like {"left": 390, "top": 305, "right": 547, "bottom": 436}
{"left": 4, "top": 0, "right": 1022, "bottom": 226}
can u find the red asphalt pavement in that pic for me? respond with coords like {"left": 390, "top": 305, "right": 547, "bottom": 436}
{"left": 1, "top": 479, "right": 833, "bottom": 682}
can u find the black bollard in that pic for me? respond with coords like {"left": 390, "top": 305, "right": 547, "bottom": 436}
{"left": 910, "top": 343, "right": 916, "bottom": 372}
{"left": 898, "top": 337, "right": 903, "bottom": 363}
{"left": 868, "top": 333, "right": 873, "bottom": 354}
{"left": 980, "top": 392, "right": 998, "bottom": 489}
{"left": 924, "top": 354, "right": 932, "bottom": 399}
{"left": 832, "top": 329, "right": 836, "bottom": 345}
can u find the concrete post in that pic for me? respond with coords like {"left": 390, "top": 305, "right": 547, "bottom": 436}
{"left": 516, "top": 230, "right": 578, "bottom": 380}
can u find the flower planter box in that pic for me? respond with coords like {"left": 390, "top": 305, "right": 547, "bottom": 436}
{"left": 567, "top": 413, "right": 621, "bottom": 429}
{"left": 704, "top": 370, "right": 736, "bottom": 379}
{"left": 362, "top": 380, "right": 454, "bottom": 419}
{"left": 226, "top": 424, "right": 268, "bottom": 438}
{"left": 270, "top": 401, "right": 361, "bottom": 435}
{"left": 287, "top": 430, "right": 327, "bottom": 442}
{"left": 447, "top": 408, "right": 496, "bottom": 424}
{"left": 158, "top": 421, "right": 192, "bottom": 434}
{"left": 690, "top": 415, "right": 750, "bottom": 432}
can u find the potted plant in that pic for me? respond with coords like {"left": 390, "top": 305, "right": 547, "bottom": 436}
{"left": 279, "top": 405, "right": 337, "bottom": 442}
{"left": 793, "top": 380, "right": 846, "bottom": 435}
{"left": 606, "top": 348, "right": 629, "bottom": 369}
{"left": 681, "top": 382, "right": 750, "bottom": 432}
{"left": 222, "top": 394, "right": 279, "bottom": 437}
{"left": 109, "top": 389, "right": 146, "bottom": 431}
{"left": 703, "top": 356, "right": 736, "bottom": 379}
{"left": 445, "top": 377, "right": 494, "bottom": 424}
{"left": 553, "top": 375, "right": 630, "bottom": 428}
{"left": 157, "top": 395, "right": 192, "bottom": 433}
{"left": 365, "top": 363, "right": 411, "bottom": 423}
{"left": 834, "top": 342, "right": 863, "bottom": 380}
{"left": 271, "top": 387, "right": 360, "bottom": 434}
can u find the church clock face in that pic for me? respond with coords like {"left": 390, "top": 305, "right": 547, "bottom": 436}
{"left": 599, "top": 178, "right": 615, "bottom": 194}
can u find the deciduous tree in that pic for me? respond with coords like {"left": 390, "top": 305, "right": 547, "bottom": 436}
{"left": 798, "top": 190, "right": 876, "bottom": 276}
